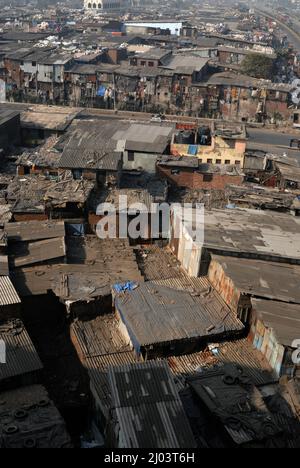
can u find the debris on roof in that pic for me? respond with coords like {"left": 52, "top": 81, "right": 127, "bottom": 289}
{"left": 0, "top": 319, "right": 43, "bottom": 389}
{"left": 0, "top": 385, "right": 72, "bottom": 448}
{"left": 189, "top": 365, "right": 282, "bottom": 446}
{"left": 114, "top": 281, "right": 244, "bottom": 352}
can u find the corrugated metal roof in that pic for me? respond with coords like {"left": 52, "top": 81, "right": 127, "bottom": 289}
{"left": 0, "top": 256, "right": 9, "bottom": 276}
{"left": 59, "top": 149, "right": 122, "bottom": 171}
{"left": 217, "top": 339, "right": 277, "bottom": 386}
{"left": 0, "top": 276, "right": 21, "bottom": 306}
{"left": 86, "top": 351, "right": 137, "bottom": 411}
{"left": 0, "top": 319, "right": 43, "bottom": 383}
{"left": 71, "top": 315, "right": 132, "bottom": 359}
{"left": 165, "top": 338, "right": 276, "bottom": 390}
{"left": 189, "top": 366, "right": 281, "bottom": 445}
{"left": 108, "top": 361, "right": 196, "bottom": 448}
{"left": 115, "top": 281, "right": 244, "bottom": 347}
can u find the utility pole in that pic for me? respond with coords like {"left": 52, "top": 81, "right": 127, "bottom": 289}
{"left": 113, "top": 72, "right": 117, "bottom": 113}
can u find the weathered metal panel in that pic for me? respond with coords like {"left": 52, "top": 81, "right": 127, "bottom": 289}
{"left": 0, "top": 276, "right": 21, "bottom": 306}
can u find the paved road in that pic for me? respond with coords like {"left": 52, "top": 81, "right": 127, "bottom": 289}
{"left": 248, "top": 128, "right": 300, "bottom": 146}
{"left": 247, "top": 128, "right": 300, "bottom": 157}
{"left": 254, "top": 7, "right": 300, "bottom": 52}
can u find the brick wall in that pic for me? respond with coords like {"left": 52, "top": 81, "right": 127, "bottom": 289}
{"left": 157, "top": 165, "right": 243, "bottom": 189}
{"left": 13, "top": 213, "right": 48, "bottom": 222}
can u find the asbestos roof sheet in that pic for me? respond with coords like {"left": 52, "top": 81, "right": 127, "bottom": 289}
{"left": 0, "top": 109, "right": 20, "bottom": 126}
{"left": 11, "top": 237, "right": 143, "bottom": 297}
{"left": 252, "top": 298, "right": 300, "bottom": 347}
{"left": 115, "top": 281, "right": 244, "bottom": 347}
{"left": 59, "top": 149, "right": 122, "bottom": 171}
{"left": 210, "top": 255, "right": 300, "bottom": 304}
{"left": 20, "top": 105, "right": 80, "bottom": 131}
{"left": 0, "top": 319, "right": 43, "bottom": 383}
{"left": 113, "top": 123, "right": 174, "bottom": 154}
{"left": 135, "top": 48, "right": 172, "bottom": 60}
{"left": 206, "top": 71, "right": 292, "bottom": 92}
{"left": 178, "top": 207, "right": 300, "bottom": 261}
{"left": 0, "top": 276, "right": 21, "bottom": 306}
{"left": 5, "top": 220, "right": 65, "bottom": 242}
{"left": 108, "top": 361, "right": 196, "bottom": 448}
{"left": 276, "top": 162, "right": 300, "bottom": 184}
{"left": 9, "top": 237, "right": 66, "bottom": 268}
{"left": 163, "top": 55, "right": 208, "bottom": 73}
{"left": 58, "top": 119, "right": 125, "bottom": 170}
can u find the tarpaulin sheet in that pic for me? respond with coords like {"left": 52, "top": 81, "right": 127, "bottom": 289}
{"left": 97, "top": 86, "right": 106, "bottom": 97}
{"left": 113, "top": 282, "right": 138, "bottom": 293}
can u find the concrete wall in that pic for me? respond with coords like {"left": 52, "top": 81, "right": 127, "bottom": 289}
{"left": 169, "top": 213, "right": 203, "bottom": 277}
{"left": 171, "top": 142, "right": 245, "bottom": 166}
{"left": 123, "top": 150, "right": 158, "bottom": 172}
{"left": 0, "top": 112, "right": 21, "bottom": 150}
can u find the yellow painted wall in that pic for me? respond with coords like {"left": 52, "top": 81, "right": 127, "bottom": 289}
{"left": 170, "top": 136, "right": 245, "bottom": 166}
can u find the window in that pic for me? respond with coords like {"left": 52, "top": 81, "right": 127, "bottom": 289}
{"left": 141, "top": 61, "right": 146, "bottom": 67}
{"left": 148, "top": 61, "right": 154, "bottom": 67}
{"left": 32, "top": 61, "right": 36, "bottom": 67}
{"left": 203, "top": 174, "right": 213, "bottom": 182}
{"left": 72, "top": 169, "right": 83, "bottom": 180}
{"left": 235, "top": 160, "right": 241, "bottom": 165}
{"left": 225, "top": 160, "right": 230, "bottom": 165}
{"left": 128, "top": 151, "right": 135, "bottom": 162}
{"left": 216, "top": 159, "right": 221, "bottom": 164}
{"left": 207, "top": 158, "right": 213, "bottom": 164}
{"left": 171, "top": 169, "right": 180, "bottom": 175}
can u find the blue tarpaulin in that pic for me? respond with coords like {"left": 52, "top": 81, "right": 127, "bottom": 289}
{"left": 188, "top": 145, "right": 198, "bottom": 156}
{"left": 66, "top": 223, "right": 85, "bottom": 237}
{"left": 97, "top": 86, "right": 106, "bottom": 97}
{"left": 113, "top": 282, "right": 138, "bottom": 293}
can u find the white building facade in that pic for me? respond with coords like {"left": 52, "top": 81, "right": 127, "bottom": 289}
{"left": 84, "top": 0, "right": 130, "bottom": 11}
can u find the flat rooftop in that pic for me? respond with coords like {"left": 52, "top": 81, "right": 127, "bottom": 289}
{"left": 115, "top": 280, "right": 244, "bottom": 348}
{"left": 210, "top": 255, "right": 300, "bottom": 304}
{"left": 177, "top": 208, "right": 300, "bottom": 262}
{"left": 20, "top": 105, "right": 81, "bottom": 131}
{"left": 252, "top": 298, "right": 300, "bottom": 347}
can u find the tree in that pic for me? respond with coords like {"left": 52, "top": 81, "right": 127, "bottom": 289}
{"left": 241, "top": 53, "right": 275, "bottom": 80}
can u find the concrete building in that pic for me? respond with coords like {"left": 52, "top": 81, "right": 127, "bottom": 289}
{"left": 84, "top": 0, "right": 130, "bottom": 12}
